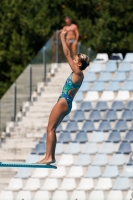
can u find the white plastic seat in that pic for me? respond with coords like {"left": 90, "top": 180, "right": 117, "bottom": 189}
{"left": 23, "top": 178, "right": 40, "bottom": 190}
{"left": 6, "top": 178, "right": 23, "bottom": 191}
{"left": 33, "top": 191, "right": 51, "bottom": 200}
{"left": 52, "top": 190, "right": 68, "bottom": 200}
{"left": 67, "top": 166, "right": 84, "bottom": 178}
{"left": 84, "top": 91, "right": 99, "bottom": 101}
{"left": 41, "top": 178, "right": 58, "bottom": 191}
{"left": 0, "top": 191, "right": 13, "bottom": 200}
{"left": 95, "top": 53, "right": 109, "bottom": 63}
{"left": 100, "top": 142, "right": 115, "bottom": 154}
{"left": 77, "top": 178, "right": 94, "bottom": 190}
{"left": 95, "top": 178, "right": 112, "bottom": 190}
{"left": 90, "top": 131, "right": 104, "bottom": 143}
{"left": 59, "top": 178, "right": 76, "bottom": 190}
{"left": 49, "top": 166, "right": 66, "bottom": 178}
{"left": 124, "top": 52, "right": 133, "bottom": 62}
{"left": 72, "top": 101, "right": 77, "bottom": 111}
{"left": 107, "top": 190, "right": 123, "bottom": 200}
{"left": 16, "top": 191, "right": 32, "bottom": 200}
{"left": 89, "top": 190, "right": 105, "bottom": 200}
{"left": 100, "top": 91, "right": 114, "bottom": 101}
{"left": 70, "top": 190, "right": 86, "bottom": 200}
{"left": 32, "top": 168, "right": 49, "bottom": 178}
{"left": 58, "top": 154, "right": 74, "bottom": 166}
{"left": 125, "top": 190, "right": 133, "bottom": 200}
{"left": 115, "top": 91, "right": 130, "bottom": 101}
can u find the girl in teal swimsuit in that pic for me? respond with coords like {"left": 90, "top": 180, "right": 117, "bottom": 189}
{"left": 37, "top": 31, "right": 89, "bottom": 165}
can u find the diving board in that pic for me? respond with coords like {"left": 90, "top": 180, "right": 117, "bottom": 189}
{"left": 0, "top": 162, "right": 57, "bottom": 169}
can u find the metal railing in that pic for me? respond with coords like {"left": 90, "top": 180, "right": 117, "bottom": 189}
{"left": 0, "top": 30, "right": 97, "bottom": 136}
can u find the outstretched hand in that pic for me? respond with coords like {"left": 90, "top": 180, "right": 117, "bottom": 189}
{"left": 60, "top": 31, "right": 67, "bottom": 40}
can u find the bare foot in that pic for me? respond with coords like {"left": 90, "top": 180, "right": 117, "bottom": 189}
{"left": 36, "top": 158, "right": 56, "bottom": 165}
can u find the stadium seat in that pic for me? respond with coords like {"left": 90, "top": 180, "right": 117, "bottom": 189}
{"left": 124, "top": 52, "right": 133, "bottom": 62}
{"left": 59, "top": 178, "right": 76, "bottom": 190}
{"left": 122, "top": 81, "right": 133, "bottom": 91}
{"left": 117, "top": 142, "right": 132, "bottom": 154}
{"left": 62, "top": 114, "right": 70, "bottom": 122}
{"left": 113, "top": 177, "right": 130, "bottom": 190}
{"left": 23, "top": 178, "right": 40, "bottom": 190}
{"left": 107, "top": 130, "right": 121, "bottom": 143}
{"left": 72, "top": 101, "right": 77, "bottom": 111}
{"left": 102, "top": 165, "right": 119, "bottom": 178}
{"left": 127, "top": 100, "right": 133, "bottom": 110}
{"left": 31, "top": 143, "right": 46, "bottom": 155}
{"left": 0, "top": 191, "right": 13, "bottom": 200}
{"left": 105, "top": 109, "right": 117, "bottom": 121}
{"left": 104, "top": 62, "right": 117, "bottom": 72}
{"left": 52, "top": 191, "right": 68, "bottom": 200}
{"left": 39, "top": 133, "right": 47, "bottom": 143}
{"left": 115, "top": 119, "right": 128, "bottom": 131}
{"left": 25, "top": 154, "right": 39, "bottom": 163}
{"left": 98, "top": 72, "right": 111, "bottom": 82}
{"left": 74, "top": 131, "right": 88, "bottom": 143}
{"left": 98, "top": 120, "right": 111, "bottom": 132}
{"left": 55, "top": 143, "right": 64, "bottom": 154}
{"left": 58, "top": 131, "right": 71, "bottom": 143}
{"left": 65, "top": 142, "right": 81, "bottom": 154}
{"left": 120, "top": 165, "right": 133, "bottom": 177}
{"left": 94, "top": 53, "right": 109, "bottom": 63}
{"left": 56, "top": 124, "right": 62, "bottom": 132}
{"left": 89, "top": 63, "right": 102, "bottom": 72}
{"left": 70, "top": 191, "right": 86, "bottom": 200}
{"left": 115, "top": 91, "right": 130, "bottom": 101}
{"left": 67, "top": 166, "right": 84, "bottom": 178}
{"left": 127, "top": 71, "right": 133, "bottom": 81}
{"left": 110, "top": 53, "right": 123, "bottom": 61}
{"left": 106, "top": 81, "right": 120, "bottom": 91}
{"left": 95, "top": 101, "right": 108, "bottom": 111}
{"left": 34, "top": 191, "right": 51, "bottom": 200}
{"left": 84, "top": 72, "right": 96, "bottom": 82}
{"left": 100, "top": 142, "right": 115, "bottom": 154}
{"left": 95, "top": 178, "right": 112, "bottom": 190}
{"left": 66, "top": 120, "right": 78, "bottom": 132}
{"left": 122, "top": 109, "right": 133, "bottom": 121}
{"left": 100, "top": 91, "right": 114, "bottom": 101}
{"left": 85, "top": 166, "right": 101, "bottom": 178}
{"left": 84, "top": 91, "right": 99, "bottom": 101}
{"left": 77, "top": 178, "right": 94, "bottom": 190}
{"left": 125, "top": 191, "right": 133, "bottom": 200}
{"left": 111, "top": 101, "right": 124, "bottom": 110}
{"left": 90, "top": 131, "right": 104, "bottom": 143}
{"left": 110, "top": 153, "right": 126, "bottom": 166}
{"left": 89, "top": 191, "right": 105, "bottom": 200}
{"left": 82, "top": 142, "right": 97, "bottom": 154}
{"left": 89, "top": 110, "right": 101, "bottom": 121}
{"left": 16, "top": 191, "right": 31, "bottom": 200}
{"left": 107, "top": 190, "right": 123, "bottom": 200}
{"left": 49, "top": 166, "right": 66, "bottom": 178}
{"left": 127, "top": 154, "right": 133, "bottom": 165}
{"left": 123, "top": 130, "right": 133, "bottom": 142}
{"left": 80, "top": 101, "right": 92, "bottom": 111}
{"left": 92, "top": 154, "right": 108, "bottom": 166}
{"left": 75, "top": 154, "right": 91, "bottom": 166}
{"left": 91, "top": 81, "right": 105, "bottom": 91}
{"left": 79, "top": 82, "right": 90, "bottom": 92}
{"left": 14, "top": 168, "right": 31, "bottom": 179}
{"left": 73, "top": 110, "right": 85, "bottom": 122}
{"left": 82, "top": 120, "right": 94, "bottom": 132}
{"left": 113, "top": 72, "right": 126, "bottom": 81}
{"left": 74, "top": 91, "right": 83, "bottom": 102}
{"left": 58, "top": 154, "right": 74, "bottom": 166}
{"left": 41, "top": 178, "right": 58, "bottom": 191}
{"left": 118, "top": 62, "right": 132, "bottom": 72}
{"left": 32, "top": 168, "right": 49, "bottom": 178}
{"left": 6, "top": 178, "right": 23, "bottom": 191}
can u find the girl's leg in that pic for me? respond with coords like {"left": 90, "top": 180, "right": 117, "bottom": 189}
{"left": 37, "top": 98, "right": 68, "bottom": 164}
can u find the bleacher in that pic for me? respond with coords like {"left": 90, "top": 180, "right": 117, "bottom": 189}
{"left": 0, "top": 52, "right": 133, "bottom": 199}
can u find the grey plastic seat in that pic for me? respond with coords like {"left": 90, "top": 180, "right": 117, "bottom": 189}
{"left": 95, "top": 101, "right": 108, "bottom": 111}
{"left": 127, "top": 72, "right": 133, "bottom": 81}
{"left": 121, "top": 165, "right": 133, "bottom": 177}
{"left": 121, "top": 109, "right": 133, "bottom": 121}
{"left": 85, "top": 166, "right": 101, "bottom": 178}
{"left": 62, "top": 114, "right": 70, "bottom": 122}
{"left": 111, "top": 101, "right": 124, "bottom": 111}
{"left": 102, "top": 165, "right": 119, "bottom": 177}
{"left": 90, "top": 131, "right": 104, "bottom": 143}
{"left": 82, "top": 142, "right": 97, "bottom": 154}
{"left": 98, "top": 72, "right": 111, "bottom": 82}
{"left": 55, "top": 143, "right": 64, "bottom": 154}
{"left": 58, "top": 131, "right": 71, "bottom": 143}
{"left": 89, "top": 110, "right": 101, "bottom": 121}
{"left": 79, "top": 82, "right": 90, "bottom": 92}
{"left": 75, "top": 154, "right": 91, "bottom": 166}
{"left": 115, "top": 120, "right": 128, "bottom": 131}
{"left": 80, "top": 101, "right": 92, "bottom": 111}
{"left": 122, "top": 81, "right": 133, "bottom": 91}
{"left": 82, "top": 120, "right": 94, "bottom": 132}
{"left": 31, "top": 143, "right": 46, "bottom": 155}
{"left": 105, "top": 109, "right": 117, "bottom": 121}
{"left": 39, "top": 133, "right": 47, "bottom": 143}
{"left": 84, "top": 72, "right": 96, "bottom": 82}
{"left": 113, "top": 177, "right": 130, "bottom": 190}
{"left": 117, "top": 142, "right": 132, "bottom": 154}
{"left": 74, "top": 91, "right": 83, "bottom": 102}
{"left": 124, "top": 130, "right": 133, "bottom": 142}
{"left": 127, "top": 154, "right": 133, "bottom": 165}
{"left": 74, "top": 131, "right": 88, "bottom": 143}
{"left": 89, "top": 63, "right": 102, "bottom": 72}
{"left": 25, "top": 154, "right": 39, "bottom": 163}
{"left": 73, "top": 110, "right": 85, "bottom": 122}
{"left": 110, "top": 154, "right": 126, "bottom": 166}
{"left": 92, "top": 154, "right": 108, "bottom": 166}
{"left": 113, "top": 72, "right": 126, "bottom": 81}
{"left": 91, "top": 81, "right": 105, "bottom": 91}
{"left": 104, "top": 62, "right": 117, "bottom": 72}
{"left": 107, "top": 131, "right": 121, "bottom": 143}
{"left": 127, "top": 100, "right": 133, "bottom": 110}
{"left": 14, "top": 168, "right": 31, "bottom": 178}
{"left": 124, "top": 53, "right": 133, "bottom": 62}
{"left": 100, "top": 142, "right": 115, "bottom": 154}
{"left": 66, "top": 120, "right": 78, "bottom": 132}
{"left": 98, "top": 120, "right": 111, "bottom": 132}
{"left": 106, "top": 81, "right": 120, "bottom": 91}
{"left": 118, "top": 62, "right": 131, "bottom": 72}
{"left": 65, "top": 143, "right": 81, "bottom": 154}
{"left": 56, "top": 124, "right": 62, "bottom": 133}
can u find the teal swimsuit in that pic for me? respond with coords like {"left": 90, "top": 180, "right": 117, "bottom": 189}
{"left": 58, "top": 72, "right": 83, "bottom": 114}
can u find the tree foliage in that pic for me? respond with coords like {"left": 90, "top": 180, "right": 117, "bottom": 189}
{"left": 0, "top": 0, "right": 133, "bottom": 97}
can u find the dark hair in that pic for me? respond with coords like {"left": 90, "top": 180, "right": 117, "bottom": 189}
{"left": 78, "top": 53, "right": 90, "bottom": 70}
{"left": 65, "top": 16, "right": 72, "bottom": 21}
